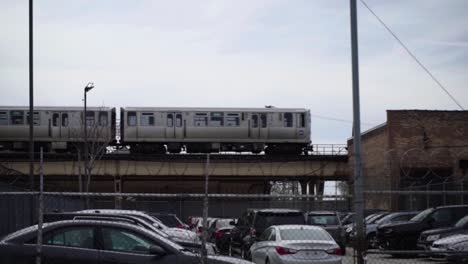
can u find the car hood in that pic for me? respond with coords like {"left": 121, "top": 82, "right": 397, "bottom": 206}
{"left": 433, "top": 234, "right": 468, "bottom": 246}
{"left": 421, "top": 226, "right": 461, "bottom": 237}
{"left": 377, "top": 221, "right": 421, "bottom": 232}
{"left": 208, "top": 255, "right": 253, "bottom": 264}
{"left": 166, "top": 228, "right": 199, "bottom": 242}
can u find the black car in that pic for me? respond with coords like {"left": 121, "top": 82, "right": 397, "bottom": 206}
{"left": 306, "top": 211, "right": 346, "bottom": 255}
{"left": 229, "top": 208, "right": 305, "bottom": 260}
{"left": 43, "top": 212, "right": 213, "bottom": 254}
{"left": 377, "top": 205, "right": 468, "bottom": 251}
{"left": 418, "top": 214, "right": 468, "bottom": 250}
{"left": 0, "top": 220, "right": 250, "bottom": 264}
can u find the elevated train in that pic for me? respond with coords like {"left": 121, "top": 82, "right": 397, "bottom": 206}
{"left": 0, "top": 106, "right": 311, "bottom": 155}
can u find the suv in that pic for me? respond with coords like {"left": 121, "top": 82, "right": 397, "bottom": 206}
{"left": 306, "top": 211, "right": 346, "bottom": 254}
{"left": 229, "top": 208, "right": 305, "bottom": 260}
{"left": 377, "top": 205, "right": 468, "bottom": 251}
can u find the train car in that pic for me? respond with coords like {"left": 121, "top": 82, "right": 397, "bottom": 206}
{"left": 120, "top": 107, "right": 311, "bottom": 154}
{"left": 0, "top": 106, "right": 116, "bottom": 152}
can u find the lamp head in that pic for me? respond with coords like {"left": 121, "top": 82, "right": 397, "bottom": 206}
{"left": 85, "top": 82, "right": 94, "bottom": 93}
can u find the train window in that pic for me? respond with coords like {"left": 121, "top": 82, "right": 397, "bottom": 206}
{"left": 53, "top": 113, "right": 60, "bottom": 127}
{"left": 62, "top": 113, "right": 69, "bottom": 127}
{"left": 26, "top": 112, "right": 40, "bottom": 126}
{"left": 99, "top": 112, "right": 108, "bottom": 126}
{"left": 86, "top": 111, "right": 95, "bottom": 126}
{"left": 298, "top": 113, "right": 305, "bottom": 128}
{"left": 10, "top": 111, "right": 24, "bottom": 125}
{"left": 226, "top": 113, "right": 239, "bottom": 126}
{"left": 252, "top": 115, "right": 258, "bottom": 128}
{"left": 284, "top": 113, "right": 293, "bottom": 127}
{"left": 210, "top": 112, "right": 224, "bottom": 127}
{"left": 127, "top": 112, "right": 137, "bottom": 126}
{"left": 175, "top": 114, "right": 182, "bottom": 127}
{"left": 0, "top": 111, "right": 7, "bottom": 125}
{"left": 260, "top": 114, "right": 267, "bottom": 128}
{"left": 194, "top": 113, "right": 208, "bottom": 127}
{"left": 140, "top": 112, "right": 154, "bottom": 126}
{"left": 167, "top": 114, "right": 173, "bottom": 127}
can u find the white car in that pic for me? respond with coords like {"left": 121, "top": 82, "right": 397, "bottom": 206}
{"left": 431, "top": 234, "right": 468, "bottom": 262}
{"left": 249, "top": 225, "right": 342, "bottom": 264}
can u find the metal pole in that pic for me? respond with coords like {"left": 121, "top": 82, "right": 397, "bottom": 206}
{"left": 84, "top": 90, "right": 88, "bottom": 192}
{"left": 29, "top": 0, "right": 34, "bottom": 191}
{"left": 201, "top": 154, "right": 210, "bottom": 264}
{"left": 35, "top": 147, "right": 43, "bottom": 264}
{"left": 350, "top": 0, "right": 365, "bottom": 263}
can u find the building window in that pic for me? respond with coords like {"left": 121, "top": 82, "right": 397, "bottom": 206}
{"left": 10, "top": 111, "right": 24, "bottom": 125}
{"left": 27, "top": 111, "right": 40, "bottom": 126}
{"left": 127, "top": 112, "right": 137, "bottom": 126}
{"left": 284, "top": 112, "right": 293, "bottom": 127}
{"left": 261, "top": 114, "right": 267, "bottom": 128}
{"left": 210, "top": 112, "right": 224, "bottom": 126}
{"left": 0, "top": 111, "right": 7, "bottom": 125}
{"left": 62, "top": 113, "right": 69, "bottom": 127}
{"left": 175, "top": 113, "right": 182, "bottom": 127}
{"left": 226, "top": 113, "right": 240, "bottom": 126}
{"left": 99, "top": 112, "right": 108, "bottom": 126}
{"left": 194, "top": 113, "right": 207, "bottom": 127}
{"left": 86, "top": 111, "right": 95, "bottom": 126}
{"left": 252, "top": 115, "right": 258, "bottom": 128}
{"left": 140, "top": 112, "right": 154, "bottom": 126}
{"left": 167, "top": 113, "right": 173, "bottom": 127}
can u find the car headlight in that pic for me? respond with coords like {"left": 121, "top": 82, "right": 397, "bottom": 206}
{"left": 383, "top": 228, "right": 393, "bottom": 234}
{"left": 346, "top": 227, "right": 353, "bottom": 233}
{"left": 426, "top": 234, "right": 440, "bottom": 242}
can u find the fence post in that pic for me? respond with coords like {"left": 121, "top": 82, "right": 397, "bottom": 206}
{"left": 201, "top": 154, "right": 210, "bottom": 264}
{"left": 35, "top": 147, "right": 44, "bottom": 264}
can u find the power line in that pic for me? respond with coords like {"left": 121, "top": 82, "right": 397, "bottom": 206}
{"left": 360, "top": 0, "right": 465, "bottom": 110}
{"left": 311, "top": 114, "right": 377, "bottom": 126}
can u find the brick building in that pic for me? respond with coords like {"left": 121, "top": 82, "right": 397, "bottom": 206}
{"left": 348, "top": 110, "right": 468, "bottom": 210}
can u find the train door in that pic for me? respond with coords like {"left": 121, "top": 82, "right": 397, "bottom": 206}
{"left": 165, "top": 113, "right": 184, "bottom": 139}
{"left": 250, "top": 114, "right": 260, "bottom": 139}
{"left": 259, "top": 113, "right": 268, "bottom": 139}
{"left": 51, "top": 112, "right": 68, "bottom": 138}
{"left": 296, "top": 112, "right": 306, "bottom": 139}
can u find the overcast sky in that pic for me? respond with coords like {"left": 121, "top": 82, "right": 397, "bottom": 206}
{"left": 1, "top": 0, "right": 467, "bottom": 144}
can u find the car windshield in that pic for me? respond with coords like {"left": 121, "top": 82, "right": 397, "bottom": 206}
{"left": 375, "top": 213, "right": 399, "bottom": 225}
{"left": 280, "top": 228, "right": 333, "bottom": 241}
{"left": 307, "top": 214, "right": 339, "bottom": 225}
{"left": 216, "top": 219, "right": 234, "bottom": 229}
{"left": 254, "top": 212, "right": 305, "bottom": 229}
{"left": 151, "top": 215, "right": 182, "bottom": 228}
{"left": 411, "top": 208, "right": 434, "bottom": 222}
{"left": 455, "top": 215, "right": 468, "bottom": 227}
{"left": 365, "top": 214, "right": 382, "bottom": 224}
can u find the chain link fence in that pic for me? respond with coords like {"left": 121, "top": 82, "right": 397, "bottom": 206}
{"left": 0, "top": 190, "right": 468, "bottom": 264}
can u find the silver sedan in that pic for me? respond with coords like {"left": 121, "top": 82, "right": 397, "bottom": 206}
{"left": 249, "top": 225, "right": 342, "bottom": 264}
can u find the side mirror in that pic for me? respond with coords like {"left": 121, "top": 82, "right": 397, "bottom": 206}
{"left": 149, "top": 245, "right": 166, "bottom": 256}
{"left": 229, "top": 220, "right": 236, "bottom": 226}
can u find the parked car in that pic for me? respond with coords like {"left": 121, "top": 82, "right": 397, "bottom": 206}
{"left": 0, "top": 220, "right": 253, "bottom": 264}
{"left": 229, "top": 209, "right": 305, "bottom": 260}
{"left": 188, "top": 216, "right": 202, "bottom": 229}
{"left": 430, "top": 234, "right": 468, "bottom": 262}
{"left": 306, "top": 211, "right": 346, "bottom": 255}
{"left": 418, "top": 214, "right": 468, "bottom": 250}
{"left": 345, "top": 211, "right": 389, "bottom": 244}
{"left": 249, "top": 225, "right": 342, "bottom": 264}
{"left": 150, "top": 213, "right": 189, "bottom": 229}
{"left": 43, "top": 212, "right": 216, "bottom": 254}
{"left": 349, "top": 211, "right": 418, "bottom": 248}
{"left": 376, "top": 205, "right": 468, "bottom": 251}
{"left": 78, "top": 209, "right": 199, "bottom": 242}
{"left": 208, "top": 218, "right": 236, "bottom": 254}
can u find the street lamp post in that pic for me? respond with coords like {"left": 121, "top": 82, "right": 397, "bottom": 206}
{"left": 83, "top": 82, "right": 94, "bottom": 193}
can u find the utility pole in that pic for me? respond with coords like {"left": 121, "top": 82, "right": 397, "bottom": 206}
{"left": 28, "top": 0, "right": 34, "bottom": 191}
{"left": 350, "top": 0, "right": 365, "bottom": 263}
{"left": 201, "top": 154, "right": 210, "bottom": 264}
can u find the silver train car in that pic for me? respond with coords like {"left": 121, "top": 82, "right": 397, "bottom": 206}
{"left": 120, "top": 107, "right": 311, "bottom": 154}
{"left": 0, "top": 106, "right": 116, "bottom": 151}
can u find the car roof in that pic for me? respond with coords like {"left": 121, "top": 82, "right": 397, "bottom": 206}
{"left": 273, "top": 225, "right": 325, "bottom": 230}
{"left": 247, "top": 208, "right": 303, "bottom": 213}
